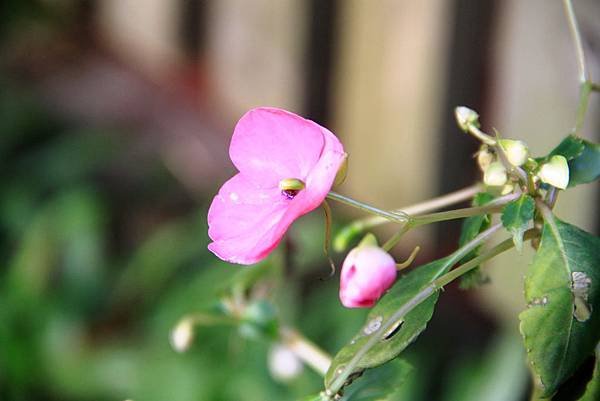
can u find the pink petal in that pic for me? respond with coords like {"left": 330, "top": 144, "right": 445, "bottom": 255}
{"left": 229, "top": 108, "right": 325, "bottom": 187}
{"left": 208, "top": 108, "right": 346, "bottom": 265}
{"left": 339, "top": 246, "right": 397, "bottom": 308}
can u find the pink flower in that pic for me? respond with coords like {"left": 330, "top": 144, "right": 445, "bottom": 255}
{"left": 339, "top": 246, "right": 397, "bottom": 308}
{"left": 208, "top": 107, "right": 346, "bottom": 265}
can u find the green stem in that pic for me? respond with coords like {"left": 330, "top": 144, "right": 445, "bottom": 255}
{"left": 381, "top": 192, "right": 517, "bottom": 252}
{"left": 327, "top": 223, "right": 505, "bottom": 395}
{"left": 563, "top": 0, "right": 589, "bottom": 84}
{"left": 350, "top": 184, "right": 481, "bottom": 231}
{"left": 326, "top": 191, "right": 409, "bottom": 224}
{"left": 469, "top": 125, "right": 497, "bottom": 146}
{"left": 574, "top": 81, "right": 592, "bottom": 135}
{"left": 411, "top": 203, "right": 503, "bottom": 227}
{"left": 382, "top": 224, "right": 411, "bottom": 251}
{"left": 280, "top": 327, "right": 332, "bottom": 376}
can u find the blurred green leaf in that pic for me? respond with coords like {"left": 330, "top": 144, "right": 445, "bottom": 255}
{"left": 501, "top": 194, "right": 534, "bottom": 252}
{"left": 325, "top": 256, "right": 453, "bottom": 390}
{"left": 442, "top": 332, "right": 527, "bottom": 401}
{"left": 578, "top": 344, "right": 600, "bottom": 401}
{"left": 239, "top": 300, "right": 279, "bottom": 341}
{"left": 519, "top": 216, "right": 600, "bottom": 397}
{"left": 567, "top": 139, "right": 600, "bottom": 187}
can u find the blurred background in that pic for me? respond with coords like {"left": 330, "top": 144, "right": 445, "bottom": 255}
{"left": 1, "top": 1, "right": 599, "bottom": 400}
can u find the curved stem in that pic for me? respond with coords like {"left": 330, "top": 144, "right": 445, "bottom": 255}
{"left": 326, "top": 191, "right": 409, "bottom": 224}
{"left": 280, "top": 327, "right": 332, "bottom": 376}
{"left": 574, "top": 81, "right": 592, "bottom": 135}
{"left": 410, "top": 191, "right": 519, "bottom": 227}
{"left": 359, "top": 184, "right": 481, "bottom": 230}
{"left": 382, "top": 224, "right": 411, "bottom": 251}
{"left": 563, "top": 0, "right": 589, "bottom": 83}
{"left": 327, "top": 223, "right": 505, "bottom": 395}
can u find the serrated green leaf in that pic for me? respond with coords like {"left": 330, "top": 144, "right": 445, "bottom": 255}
{"left": 568, "top": 139, "right": 600, "bottom": 187}
{"left": 519, "top": 216, "right": 600, "bottom": 397}
{"left": 578, "top": 343, "right": 599, "bottom": 401}
{"left": 338, "top": 359, "right": 413, "bottom": 401}
{"left": 325, "top": 256, "right": 453, "bottom": 390}
{"left": 457, "top": 192, "right": 494, "bottom": 289}
{"left": 549, "top": 135, "right": 585, "bottom": 161}
{"left": 500, "top": 194, "right": 535, "bottom": 252}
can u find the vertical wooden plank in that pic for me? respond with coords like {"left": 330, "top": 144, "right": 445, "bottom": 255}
{"left": 96, "top": 0, "right": 182, "bottom": 79}
{"left": 331, "top": 0, "right": 449, "bottom": 246}
{"left": 206, "top": 0, "right": 307, "bottom": 117}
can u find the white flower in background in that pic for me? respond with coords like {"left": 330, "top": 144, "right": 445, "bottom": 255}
{"left": 268, "top": 344, "right": 303, "bottom": 381}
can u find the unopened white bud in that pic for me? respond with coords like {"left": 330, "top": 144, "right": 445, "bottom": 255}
{"left": 501, "top": 183, "right": 515, "bottom": 195}
{"left": 268, "top": 344, "right": 303, "bottom": 381}
{"left": 476, "top": 146, "right": 494, "bottom": 172}
{"left": 170, "top": 318, "right": 195, "bottom": 353}
{"left": 538, "top": 155, "right": 569, "bottom": 189}
{"left": 500, "top": 139, "right": 529, "bottom": 167}
{"left": 455, "top": 106, "right": 480, "bottom": 132}
{"left": 484, "top": 161, "right": 508, "bottom": 187}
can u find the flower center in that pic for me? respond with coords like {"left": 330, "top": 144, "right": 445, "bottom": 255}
{"left": 279, "top": 178, "right": 305, "bottom": 199}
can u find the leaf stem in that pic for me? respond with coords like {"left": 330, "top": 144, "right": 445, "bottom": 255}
{"left": 563, "top": 0, "right": 589, "bottom": 84}
{"left": 327, "top": 223, "right": 504, "bottom": 395}
{"left": 349, "top": 184, "right": 481, "bottom": 232}
{"left": 326, "top": 191, "right": 409, "bottom": 224}
{"left": 280, "top": 327, "right": 332, "bottom": 376}
{"left": 574, "top": 81, "right": 592, "bottom": 135}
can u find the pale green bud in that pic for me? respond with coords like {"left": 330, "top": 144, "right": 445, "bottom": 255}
{"left": 455, "top": 106, "right": 480, "bottom": 132}
{"left": 334, "top": 153, "right": 349, "bottom": 187}
{"left": 538, "top": 155, "right": 569, "bottom": 189}
{"left": 500, "top": 183, "right": 514, "bottom": 195}
{"left": 476, "top": 146, "right": 494, "bottom": 172}
{"left": 170, "top": 318, "right": 195, "bottom": 353}
{"left": 484, "top": 161, "right": 508, "bottom": 187}
{"left": 499, "top": 139, "right": 529, "bottom": 167}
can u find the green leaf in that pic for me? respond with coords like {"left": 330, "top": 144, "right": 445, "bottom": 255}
{"left": 519, "top": 216, "right": 600, "bottom": 397}
{"left": 578, "top": 343, "right": 599, "bottom": 401}
{"left": 337, "top": 359, "right": 413, "bottom": 401}
{"left": 549, "top": 135, "right": 585, "bottom": 161}
{"left": 238, "top": 300, "right": 279, "bottom": 341}
{"left": 544, "top": 135, "right": 600, "bottom": 187}
{"left": 325, "top": 256, "right": 453, "bottom": 390}
{"left": 457, "top": 192, "right": 494, "bottom": 289}
{"left": 500, "top": 194, "right": 535, "bottom": 252}
{"left": 568, "top": 139, "right": 600, "bottom": 187}
{"left": 441, "top": 332, "right": 528, "bottom": 401}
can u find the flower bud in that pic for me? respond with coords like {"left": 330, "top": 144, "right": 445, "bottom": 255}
{"left": 483, "top": 161, "right": 508, "bottom": 187}
{"left": 499, "top": 139, "right": 529, "bottom": 167}
{"left": 538, "top": 155, "right": 569, "bottom": 189}
{"left": 476, "top": 146, "right": 494, "bottom": 172}
{"left": 170, "top": 318, "right": 195, "bottom": 353}
{"left": 339, "top": 244, "right": 397, "bottom": 308}
{"left": 455, "top": 106, "right": 480, "bottom": 132}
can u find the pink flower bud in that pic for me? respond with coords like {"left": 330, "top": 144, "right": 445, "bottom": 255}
{"left": 339, "top": 246, "right": 397, "bottom": 308}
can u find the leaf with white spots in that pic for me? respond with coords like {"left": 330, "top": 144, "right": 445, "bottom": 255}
{"left": 325, "top": 256, "right": 453, "bottom": 391}
{"left": 519, "top": 215, "right": 600, "bottom": 397}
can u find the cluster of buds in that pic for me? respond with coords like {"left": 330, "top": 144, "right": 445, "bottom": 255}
{"left": 455, "top": 106, "right": 570, "bottom": 191}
